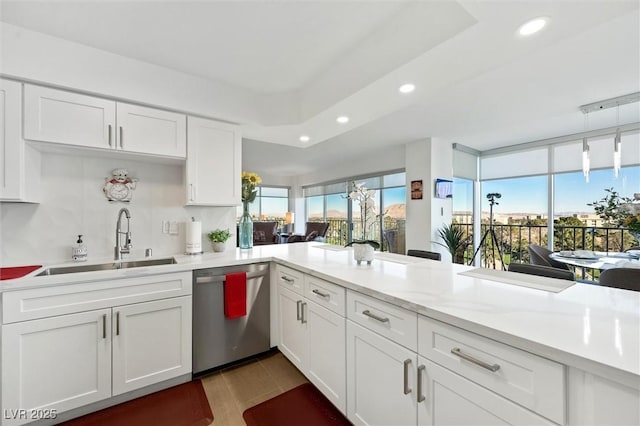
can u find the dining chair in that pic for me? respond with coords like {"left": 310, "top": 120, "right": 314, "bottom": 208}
{"left": 598, "top": 268, "right": 640, "bottom": 292}
{"left": 528, "top": 244, "right": 571, "bottom": 271}
{"left": 624, "top": 246, "right": 640, "bottom": 252}
{"left": 508, "top": 262, "right": 575, "bottom": 281}
{"left": 407, "top": 250, "right": 441, "bottom": 261}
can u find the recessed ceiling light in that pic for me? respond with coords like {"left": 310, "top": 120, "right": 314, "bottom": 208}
{"left": 518, "top": 17, "right": 548, "bottom": 36}
{"left": 299, "top": 135, "right": 310, "bottom": 142}
{"left": 399, "top": 83, "right": 415, "bottom": 94}
{"left": 336, "top": 116, "right": 349, "bottom": 124}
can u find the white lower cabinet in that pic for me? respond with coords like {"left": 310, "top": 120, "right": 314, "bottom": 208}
{"left": 346, "top": 321, "right": 417, "bottom": 426}
{"left": 1, "top": 309, "right": 112, "bottom": 426}
{"left": 417, "top": 357, "right": 555, "bottom": 426}
{"left": 278, "top": 285, "right": 307, "bottom": 370}
{"left": 1, "top": 272, "right": 192, "bottom": 426}
{"left": 112, "top": 297, "right": 192, "bottom": 395}
{"left": 277, "top": 270, "right": 347, "bottom": 413}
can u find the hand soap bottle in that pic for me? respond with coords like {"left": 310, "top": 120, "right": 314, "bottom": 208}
{"left": 72, "top": 235, "right": 88, "bottom": 262}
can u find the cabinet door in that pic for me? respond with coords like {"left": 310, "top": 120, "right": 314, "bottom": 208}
{"left": 1, "top": 309, "right": 112, "bottom": 426}
{"left": 116, "top": 103, "right": 186, "bottom": 158}
{"left": 112, "top": 296, "right": 192, "bottom": 395}
{"left": 0, "top": 79, "right": 22, "bottom": 200}
{"left": 346, "top": 321, "right": 417, "bottom": 426}
{"left": 186, "top": 117, "right": 241, "bottom": 205}
{"left": 23, "top": 85, "right": 115, "bottom": 149}
{"left": 417, "top": 356, "right": 555, "bottom": 426}
{"left": 278, "top": 285, "right": 307, "bottom": 371}
{"left": 306, "top": 300, "right": 347, "bottom": 414}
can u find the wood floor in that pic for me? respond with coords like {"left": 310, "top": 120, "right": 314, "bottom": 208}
{"left": 200, "top": 350, "right": 308, "bottom": 425}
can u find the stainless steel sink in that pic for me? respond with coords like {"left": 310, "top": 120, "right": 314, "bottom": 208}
{"left": 36, "top": 257, "right": 177, "bottom": 276}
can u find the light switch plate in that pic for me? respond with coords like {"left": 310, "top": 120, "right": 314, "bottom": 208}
{"left": 169, "top": 221, "right": 178, "bottom": 235}
{"left": 162, "top": 221, "right": 169, "bottom": 234}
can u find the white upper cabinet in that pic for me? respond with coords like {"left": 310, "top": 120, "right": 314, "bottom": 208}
{"left": 24, "top": 85, "right": 115, "bottom": 149}
{"left": 23, "top": 85, "right": 186, "bottom": 158}
{"left": 116, "top": 103, "right": 186, "bottom": 157}
{"left": 0, "top": 79, "right": 23, "bottom": 200}
{"left": 185, "top": 116, "right": 241, "bottom": 206}
{"left": 0, "top": 79, "right": 40, "bottom": 203}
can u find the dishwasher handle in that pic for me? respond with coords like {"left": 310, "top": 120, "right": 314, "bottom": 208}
{"left": 196, "top": 270, "right": 267, "bottom": 284}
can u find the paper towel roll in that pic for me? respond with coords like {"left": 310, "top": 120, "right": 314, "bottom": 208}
{"left": 186, "top": 221, "right": 202, "bottom": 254}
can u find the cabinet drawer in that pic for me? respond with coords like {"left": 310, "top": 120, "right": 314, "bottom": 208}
{"left": 347, "top": 290, "right": 417, "bottom": 351}
{"left": 304, "top": 275, "right": 345, "bottom": 316}
{"left": 418, "top": 316, "right": 565, "bottom": 424}
{"left": 275, "top": 264, "right": 304, "bottom": 295}
{"left": 2, "top": 272, "right": 192, "bottom": 324}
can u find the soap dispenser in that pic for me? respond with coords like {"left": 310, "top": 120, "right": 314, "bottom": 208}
{"left": 72, "top": 235, "right": 88, "bottom": 262}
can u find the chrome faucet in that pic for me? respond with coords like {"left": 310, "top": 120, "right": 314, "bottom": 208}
{"left": 114, "top": 208, "right": 132, "bottom": 261}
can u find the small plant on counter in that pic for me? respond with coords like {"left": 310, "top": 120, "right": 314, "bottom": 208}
{"left": 344, "top": 182, "right": 380, "bottom": 249}
{"left": 207, "top": 228, "right": 232, "bottom": 243}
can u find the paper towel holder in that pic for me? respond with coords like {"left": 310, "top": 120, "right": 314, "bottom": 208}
{"left": 185, "top": 217, "right": 204, "bottom": 255}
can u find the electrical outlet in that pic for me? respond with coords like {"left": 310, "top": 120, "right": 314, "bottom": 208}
{"left": 162, "top": 221, "right": 169, "bottom": 234}
{"left": 169, "top": 221, "right": 178, "bottom": 235}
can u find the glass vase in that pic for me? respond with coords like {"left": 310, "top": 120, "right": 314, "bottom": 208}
{"left": 239, "top": 202, "right": 253, "bottom": 249}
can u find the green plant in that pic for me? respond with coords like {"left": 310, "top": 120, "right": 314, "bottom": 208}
{"left": 433, "top": 223, "right": 469, "bottom": 263}
{"left": 588, "top": 188, "right": 640, "bottom": 235}
{"left": 207, "top": 228, "right": 232, "bottom": 243}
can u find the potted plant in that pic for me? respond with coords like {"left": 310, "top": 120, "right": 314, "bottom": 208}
{"left": 345, "top": 182, "right": 381, "bottom": 264}
{"left": 208, "top": 228, "right": 232, "bottom": 253}
{"left": 434, "top": 223, "right": 469, "bottom": 264}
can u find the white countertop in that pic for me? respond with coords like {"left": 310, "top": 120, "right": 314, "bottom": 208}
{"left": 2, "top": 242, "right": 639, "bottom": 383}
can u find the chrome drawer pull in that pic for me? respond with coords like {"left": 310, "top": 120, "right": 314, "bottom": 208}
{"left": 417, "top": 365, "right": 426, "bottom": 403}
{"left": 362, "top": 309, "right": 389, "bottom": 323}
{"left": 403, "top": 359, "right": 412, "bottom": 395}
{"left": 116, "top": 312, "right": 120, "bottom": 336}
{"left": 102, "top": 314, "right": 107, "bottom": 339}
{"left": 108, "top": 124, "right": 112, "bottom": 147}
{"left": 312, "top": 289, "right": 330, "bottom": 299}
{"left": 119, "top": 126, "right": 124, "bottom": 148}
{"left": 296, "top": 300, "right": 302, "bottom": 321}
{"left": 281, "top": 276, "right": 294, "bottom": 283}
{"left": 301, "top": 302, "right": 307, "bottom": 324}
{"left": 451, "top": 347, "right": 500, "bottom": 372}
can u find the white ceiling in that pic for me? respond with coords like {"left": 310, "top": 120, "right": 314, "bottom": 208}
{"left": 1, "top": 0, "right": 639, "bottom": 176}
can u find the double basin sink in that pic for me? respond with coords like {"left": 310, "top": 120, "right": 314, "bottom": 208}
{"left": 36, "top": 257, "right": 177, "bottom": 276}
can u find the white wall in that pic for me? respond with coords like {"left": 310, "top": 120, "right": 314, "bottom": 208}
{"left": 0, "top": 152, "right": 236, "bottom": 266}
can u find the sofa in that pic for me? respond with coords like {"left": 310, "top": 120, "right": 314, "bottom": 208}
{"left": 286, "top": 222, "right": 330, "bottom": 243}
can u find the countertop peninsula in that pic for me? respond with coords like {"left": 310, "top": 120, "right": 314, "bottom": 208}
{"left": 2, "top": 242, "right": 639, "bottom": 385}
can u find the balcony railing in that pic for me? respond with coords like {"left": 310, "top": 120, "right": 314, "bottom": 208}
{"left": 455, "top": 222, "right": 639, "bottom": 280}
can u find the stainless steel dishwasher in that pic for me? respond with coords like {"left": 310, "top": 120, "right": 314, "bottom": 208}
{"left": 192, "top": 263, "right": 271, "bottom": 375}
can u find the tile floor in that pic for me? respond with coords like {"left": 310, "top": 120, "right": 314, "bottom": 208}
{"left": 200, "top": 350, "right": 308, "bottom": 426}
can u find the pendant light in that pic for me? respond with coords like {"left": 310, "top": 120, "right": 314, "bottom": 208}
{"left": 613, "top": 104, "right": 621, "bottom": 178}
{"left": 582, "top": 112, "right": 590, "bottom": 183}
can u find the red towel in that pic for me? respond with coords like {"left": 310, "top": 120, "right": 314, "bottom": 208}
{"left": 224, "top": 272, "right": 247, "bottom": 319}
{"left": 0, "top": 265, "right": 42, "bottom": 280}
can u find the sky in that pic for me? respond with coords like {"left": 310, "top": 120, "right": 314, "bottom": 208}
{"left": 467, "top": 166, "right": 640, "bottom": 215}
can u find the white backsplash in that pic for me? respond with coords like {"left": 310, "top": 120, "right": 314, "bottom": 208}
{"left": 0, "top": 152, "right": 237, "bottom": 266}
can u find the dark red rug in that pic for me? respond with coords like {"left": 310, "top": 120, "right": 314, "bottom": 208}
{"left": 60, "top": 380, "right": 213, "bottom": 426}
{"left": 243, "top": 383, "right": 351, "bottom": 426}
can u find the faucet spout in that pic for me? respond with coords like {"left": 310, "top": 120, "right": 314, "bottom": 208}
{"left": 115, "top": 208, "right": 132, "bottom": 261}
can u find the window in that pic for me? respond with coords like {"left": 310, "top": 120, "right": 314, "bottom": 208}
{"left": 303, "top": 171, "right": 406, "bottom": 253}
{"left": 237, "top": 186, "right": 290, "bottom": 228}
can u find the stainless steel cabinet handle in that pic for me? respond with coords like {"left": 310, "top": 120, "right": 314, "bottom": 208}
{"left": 102, "top": 314, "right": 107, "bottom": 339}
{"left": 189, "top": 184, "right": 195, "bottom": 201}
{"left": 281, "top": 276, "right": 294, "bottom": 284}
{"left": 450, "top": 347, "right": 500, "bottom": 372}
{"left": 116, "top": 312, "right": 120, "bottom": 336}
{"left": 403, "top": 359, "right": 412, "bottom": 395}
{"left": 417, "top": 365, "right": 426, "bottom": 403}
{"left": 362, "top": 309, "right": 389, "bottom": 323}
{"left": 296, "top": 300, "right": 302, "bottom": 321}
{"left": 119, "top": 126, "right": 123, "bottom": 148}
{"left": 108, "top": 124, "right": 112, "bottom": 147}
{"left": 312, "top": 289, "right": 330, "bottom": 299}
{"left": 301, "top": 302, "right": 307, "bottom": 324}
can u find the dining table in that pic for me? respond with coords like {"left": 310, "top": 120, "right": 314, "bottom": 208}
{"left": 549, "top": 250, "right": 640, "bottom": 270}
